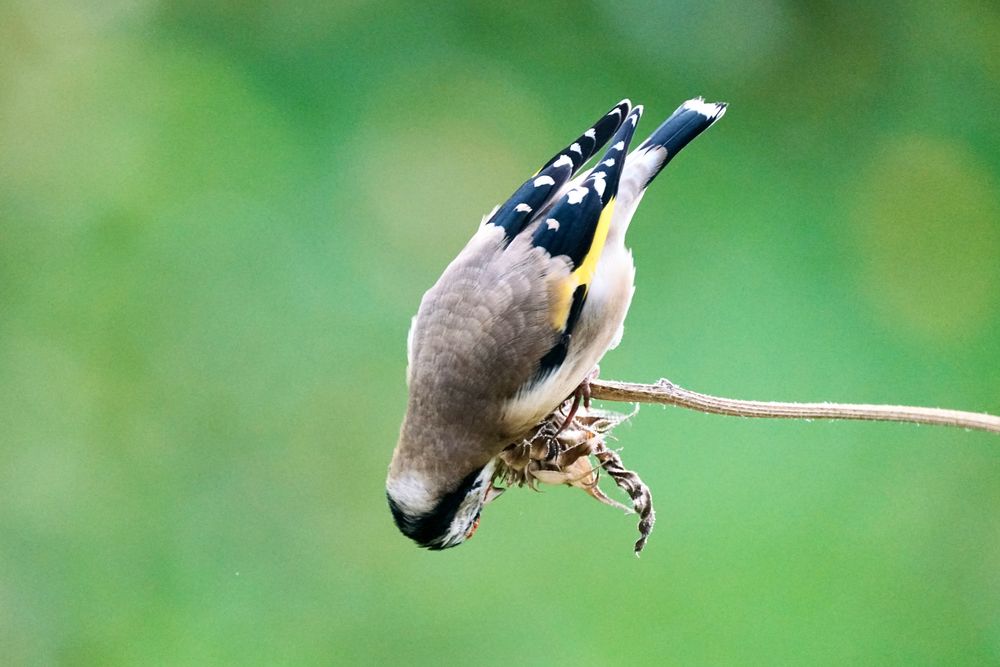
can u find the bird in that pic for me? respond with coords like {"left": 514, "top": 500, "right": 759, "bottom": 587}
{"left": 387, "top": 97, "right": 726, "bottom": 550}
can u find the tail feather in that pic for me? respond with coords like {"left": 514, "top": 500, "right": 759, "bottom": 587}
{"left": 602, "top": 97, "right": 725, "bottom": 244}
{"left": 634, "top": 97, "right": 727, "bottom": 188}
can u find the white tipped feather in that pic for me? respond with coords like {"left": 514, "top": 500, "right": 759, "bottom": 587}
{"left": 681, "top": 97, "right": 726, "bottom": 119}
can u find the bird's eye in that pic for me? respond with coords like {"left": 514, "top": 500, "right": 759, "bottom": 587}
{"left": 465, "top": 513, "right": 481, "bottom": 540}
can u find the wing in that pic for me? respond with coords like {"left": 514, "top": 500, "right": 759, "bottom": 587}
{"left": 485, "top": 100, "right": 632, "bottom": 243}
{"left": 526, "top": 104, "right": 644, "bottom": 381}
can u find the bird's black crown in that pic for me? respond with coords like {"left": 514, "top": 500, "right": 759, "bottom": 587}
{"left": 387, "top": 467, "right": 485, "bottom": 550}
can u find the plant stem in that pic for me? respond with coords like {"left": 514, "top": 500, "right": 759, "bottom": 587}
{"left": 588, "top": 378, "right": 1000, "bottom": 435}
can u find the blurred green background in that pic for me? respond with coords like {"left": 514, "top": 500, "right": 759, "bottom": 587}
{"left": 2, "top": 1, "right": 999, "bottom": 664}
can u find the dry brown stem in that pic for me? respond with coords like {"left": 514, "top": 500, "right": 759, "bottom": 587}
{"left": 589, "top": 378, "right": 1000, "bottom": 435}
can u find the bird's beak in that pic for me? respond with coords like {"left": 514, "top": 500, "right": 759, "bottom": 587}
{"left": 484, "top": 484, "right": 506, "bottom": 505}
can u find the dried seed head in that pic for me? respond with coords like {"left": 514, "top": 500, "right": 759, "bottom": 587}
{"left": 495, "top": 401, "right": 655, "bottom": 553}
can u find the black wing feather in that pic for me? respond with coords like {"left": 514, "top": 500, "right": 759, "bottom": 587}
{"left": 527, "top": 105, "right": 644, "bottom": 382}
{"left": 537, "top": 99, "right": 632, "bottom": 174}
{"left": 487, "top": 100, "right": 631, "bottom": 242}
{"left": 530, "top": 105, "right": 643, "bottom": 268}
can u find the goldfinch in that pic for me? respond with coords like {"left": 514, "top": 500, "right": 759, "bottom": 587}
{"left": 387, "top": 97, "right": 726, "bottom": 550}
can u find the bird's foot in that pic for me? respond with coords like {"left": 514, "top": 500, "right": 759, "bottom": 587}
{"left": 555, "top": 365, "right": 601, "bottom": 436}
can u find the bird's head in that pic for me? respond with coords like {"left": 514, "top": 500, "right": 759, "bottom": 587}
{"left": 386, "top": 459, "right": 506, "bottom": 550}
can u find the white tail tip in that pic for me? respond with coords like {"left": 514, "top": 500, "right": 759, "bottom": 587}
{"left": 682, "top": 97, "right": 727, "bottom": 120}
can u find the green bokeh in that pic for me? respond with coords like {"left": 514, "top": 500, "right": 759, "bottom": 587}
{"left": 2, "top": 2, "right": 999, "bottom": 664}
